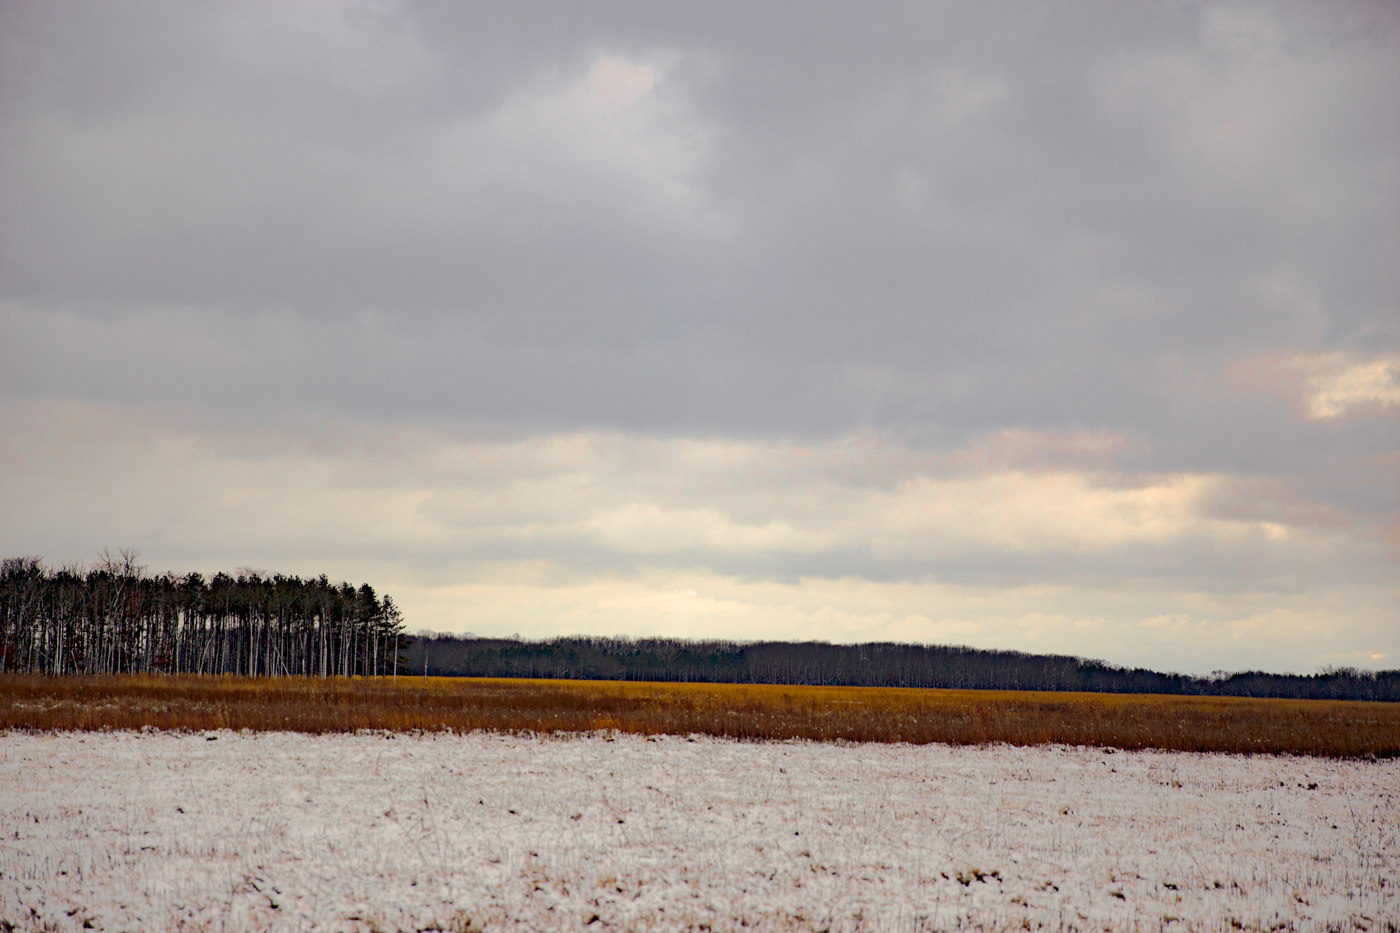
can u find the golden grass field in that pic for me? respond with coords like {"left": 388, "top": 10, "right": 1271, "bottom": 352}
{"left": 2, "top": 674, "right": 1396, "bottom": 757}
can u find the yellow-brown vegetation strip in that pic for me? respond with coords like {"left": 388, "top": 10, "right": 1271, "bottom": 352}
{"left": 2, "top": 675, "right": 1396, "bottom": 758}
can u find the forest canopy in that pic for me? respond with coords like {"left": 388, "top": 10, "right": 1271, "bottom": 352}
{"left": 1, "top": 552, "right": 406, "bottom": 677}
{"left": 5, "top": 552, "right": 1396, "bottom": 702}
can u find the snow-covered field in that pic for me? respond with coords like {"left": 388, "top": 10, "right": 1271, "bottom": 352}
{"left": 1, "top": 731, "right": 1395, "bottom": 932}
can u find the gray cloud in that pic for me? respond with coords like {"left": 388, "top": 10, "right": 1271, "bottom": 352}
{"left": 4, "top": 3, "right": 1395, "bottom": 438}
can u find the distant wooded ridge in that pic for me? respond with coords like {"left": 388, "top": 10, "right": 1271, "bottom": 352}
{"left": 406, "top": 634, "right": 1400, "bottom": 702}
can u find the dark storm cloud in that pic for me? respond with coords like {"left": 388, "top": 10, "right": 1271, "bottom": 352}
{"left": 1, "top": 0, "right": 1397, "bottom": 470}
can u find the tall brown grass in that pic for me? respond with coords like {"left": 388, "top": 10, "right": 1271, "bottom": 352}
{"left": 2, "top": 674, "right": 1396, "bottom": 758}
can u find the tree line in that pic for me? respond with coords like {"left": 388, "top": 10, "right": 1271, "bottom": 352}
{"left": 406, "top": 634, "right": 1400, "bottom": 702}
{"left": 1, "top": 552, "right": 408, "bottom": 677}
{"left": 6, "top": 551, "right": 1394, "bottom": 701}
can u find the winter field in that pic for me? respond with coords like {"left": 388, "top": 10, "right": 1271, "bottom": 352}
{"left": 2, "top": 731, "right": 1396, "bottom": 932}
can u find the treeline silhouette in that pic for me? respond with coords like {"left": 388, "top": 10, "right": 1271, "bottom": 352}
{"left": 1, "top": 552, "right": 408, "bottom": 677}
{"left": 406, "top": 634, "right": 1400, "bottom": 702}
{"left": 6, "top": 550, "right": 1394, "bottom": 702}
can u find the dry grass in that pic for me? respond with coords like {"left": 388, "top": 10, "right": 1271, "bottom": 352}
{"left": 2, "top": 674, "right": 1396, "bottom": 757}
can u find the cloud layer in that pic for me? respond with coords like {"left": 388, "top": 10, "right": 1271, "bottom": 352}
{"left": 1, "top": 1, "right": 1395, "bottom": 673}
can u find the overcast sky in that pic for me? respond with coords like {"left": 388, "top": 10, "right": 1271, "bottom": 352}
{"left": 2, "top": 0, "right": 1396, "bottom": 674}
